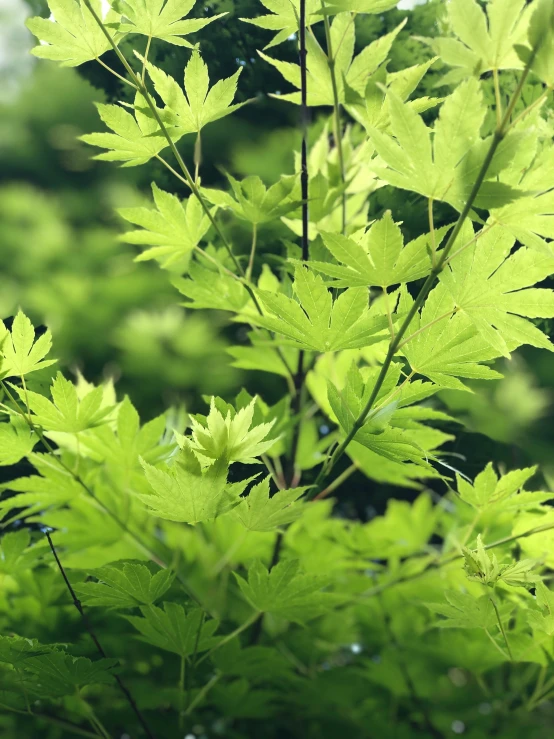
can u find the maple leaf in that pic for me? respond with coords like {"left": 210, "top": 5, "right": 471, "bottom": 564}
{"left": 309, "top": 211, "right": 451, "bottom": 289}
{"left": 234, "top": 559, "right": 335, "bottom": 624}
{"left": 456, "top": 463, "right": 551, "bottom": 513}
{"left": 426, "top": 590, "right": 512, "bottom": 630}
{"left": 173, "top": 260, "right": 249, "bottom": 312}
{"left": 117, "top": 0, "right": 226, "bottom": 46}
{"left": 0, "top": 311, "right": 56, "bottom": 379}
{"left": 431, "top": 0, "right": 531, "bottom": 85}
{"left": 202, "top": 174, "right": 300, "bottom": 225}
{"left": 241, "top": 0, "right": 321, "bottom": 49}
{"left": 24, "top": 653, "right": 118, "bottom": 696}
{"left": 401, "top": 283, "right": 505, "bottom": 391}
{"left": 0, "top": 453, "right": 82, "bottom": 520}
{"left": 140, "top": 446, "right": 247, "bottom": 523}
{"left": 188, "top": 397, "right": 278, "bottom": 464}
{"left": 118, "top": 183, "right": 213, "bottom": 268}
{"left": 26, "top": 0, "right": 122, "bottom": 67}
{"left": 250, "top": 266, "right": 390, "bottom": 352}
{"left": 439, "top": 224, "right": 554, "bottom": 357}
{"left": 463, "top": 535, "right": 538, "bottom": 587}
{"left": 368, "top": 78, "right": 525, "bottom": 211}
{"left": 231, "top": 477, "right": 306, "bottom": 532}
{"left": 126, "top": 602, "right": 219, "bottom": 656}
{"left": 143, "top": 51, "right": 246, "bottom": 138}
{"left": 0, "top": 417, "right": 37, "bottom": 466}
{"left": 492, "top": 148, "right": 554, "bottom": 255}
{"left": 80, "top": 92, "right": 170, "bottom": 167}
{"left": 74, "top": 562, "right": 174, "bottom": 608}
{"left": 259, "top": 16, "right": 405, "bottom": 106}
{"left": 326, "top": 362, "right": 435, "bottom": 466}
{"left": 527, "top": 581, "right": 554, "bottom": 635}
{"left": 13, "top": 372, "right": 113, "bottom": 434}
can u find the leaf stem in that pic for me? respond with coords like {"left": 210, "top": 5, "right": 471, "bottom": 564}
{"left": 178, "top": 654, "right": 186, "bottom": 729}
{"left": 246, "top": 222, "right": 258, "bottom": 281}
{"left": 195, "top": 611, "right": 261, "bottom": 667}
{"left": 490, "top": 596, "right": 513, "bottom": 662}
{"left": 428, "top": 198, "right": 436, "bottom": 267}
{"left": 484, "top": 626, "right": 510, "bottom": 661}
{"left": 141, "top": 35, "right": 152, "bottom": 84}
{"left": 45, "top": 532, "right": 157, "bottom": 739}
{"left": 396, "top": 309, "right": 456, "bottom": 351}
{"left": 312, "top": 462, "right": 358, "bottom": 500}
{"left": 96, "top": 56, "right": 136, "bottom": 88}
{"left": 493, "top": 68, "right": 502, "bottom": 127}
{"left": 184, "top": 671, "right": 221, "bottom": 716}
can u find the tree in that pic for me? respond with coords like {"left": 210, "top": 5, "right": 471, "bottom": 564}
{"left": 1, "top": 0, "right": 554, "bottom": 737}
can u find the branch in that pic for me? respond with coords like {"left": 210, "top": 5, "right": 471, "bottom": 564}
{"left": 45, "top": 532, "right": 157, "bottom": 739}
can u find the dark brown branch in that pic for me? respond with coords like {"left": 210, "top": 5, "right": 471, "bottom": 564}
{"left": 45, "top": 531, "right": 158, "bottom": 739}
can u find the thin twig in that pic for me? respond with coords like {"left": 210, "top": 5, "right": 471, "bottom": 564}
{"left": 490, "top": 596, "right": 513, "bottom": 662}
{"left": 45, "top": 532, "right": 157, "bottom": 739}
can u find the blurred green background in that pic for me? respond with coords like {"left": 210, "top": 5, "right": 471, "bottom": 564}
{"left": 2, "top": 0, "right": 554, "bottom": 512}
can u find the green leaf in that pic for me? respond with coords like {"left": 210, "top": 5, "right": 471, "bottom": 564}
{"left": 26, "top": 0, "right": 122, "bottom": 67}
{"left": 234, "top": 559, "right": 333, "bottom": 624}
{"left": 188, "top": 396, "right": 278, "bottom": 465}
{"left": 426, "top": 590, "right": 511, "bottom": 630}
{"left": 463, "top": 535, "right": 538, "bottom": 587}
{"left": 241, "top": 0, "right": 321, "bottom": 49}
{"left": 231, "top": 477, "right": 306, "bottom": 531}
{"left": 318, "top": 0, "right": 399, "bottom": 13}
{"left": 23, "top": 653, "right": 118, "bottom": 695}
{"left": 260, "top": 16, "right": 404, "bottom": 106}
{"left": 527, "top": 581, "right": 554, "bottom": 635}
{"left": 368, "top": 80, "right": 523, "bottom": 210}
{"left": 203, "top": 174, "right": 300, "bottom": 225}
{"left": 173, "top": 260, "right": 249, "bottom": 312}
{"left": 433, "top": 0, "right": 530, "bottom": 80}
{"left": 456, "top": 463, "right": 544, "bottom": 512}
{"left": 0, "top": 453, "right": 82, "bottom": 519}
{"left": 140, "top": 446, "right": 244, "bottom": 523}
{"left": 80, "top": 92, "right": 170, "bottom": 167}
{"left": 439, "top": 225, "right": 554, "bottom": 357}
{"left": 74, "top": 562, "right": 174, "bottom": 608}
{"left": 326, "top": 362, "right": 434, "bottom": 466}
{"left": 0, "top": 636, "right": 50, "bottom": 666}
{"left": 251, "top": 266, "right": 389, "bottom": 351}
{"left": 311, "top": 212, "right": 450, "bottom": 288}
{"left": 0, "top": 311, "right": 55, "bottom": 379}
{"left": 125, "top": 602, "right": 218, "bottom": 656}
{"left": 15, "top": 372, "right": 113, "bottom": 434}
{"left": 0, "top": 417, "right": 37, "bottom": 466}
{"left": 79, "top": 397, "right": 170, "bottom": 482}
{"left": 516, "top": 0, "right": 554, "bottom": 85}
{"left": 143, "top": 51, "right": 245, "bottom": 137}
{"left": 118, "top": 0, "right": 226, "bottom": 46}
{"left": 119, "top": 183, "right": 213, "bottom": 268}
{"left": 0, "top": 530, "right": 40, "bottom": 575}
{"left": 401, "top": 283, "right": 505, "bottom": 390}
